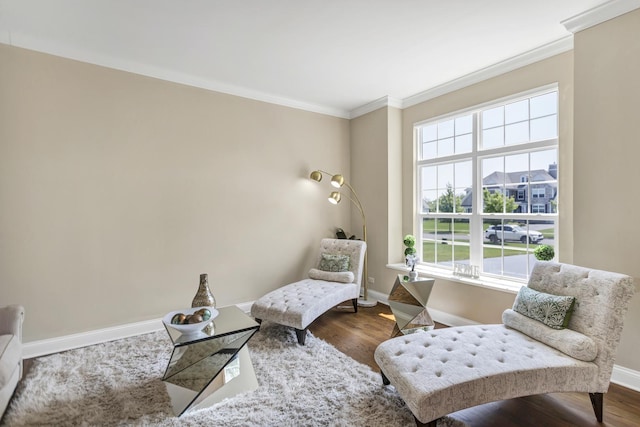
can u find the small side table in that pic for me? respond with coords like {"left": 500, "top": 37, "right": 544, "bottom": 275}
{"left": 162, "top": 305, "right": 260, "bottom": 416}
{"left": 388, "top": 274, "right": 436, "bottom": 337}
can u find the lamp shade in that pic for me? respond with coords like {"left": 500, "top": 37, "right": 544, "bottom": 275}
{"left": 330, "top": 174, "right": 344, "bottom": 188}
{"left": 309, "top": 170, "right": 323, "bottom": 182}
{"left": 328, "top": 191, "right": 341, "bottom": 204}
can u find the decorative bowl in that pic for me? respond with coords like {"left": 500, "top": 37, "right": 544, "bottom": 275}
{"left": 162, "top": 306, "right": 219, "bottom": 335}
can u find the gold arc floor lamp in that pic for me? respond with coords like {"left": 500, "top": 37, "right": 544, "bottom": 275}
{"left": 310, "top": 169, "right": 377, "bottom": 307}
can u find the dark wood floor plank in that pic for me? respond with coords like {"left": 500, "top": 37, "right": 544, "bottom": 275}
{"left": 310, "top": 304, "right": 640, "bottom": 427}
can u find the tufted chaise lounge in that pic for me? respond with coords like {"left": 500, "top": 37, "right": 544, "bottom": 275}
{"left": 251, "top": 238, "right": 366, "bottom": 345}
{"left": 374, "top": 262, "right": 636, "bottom": 426}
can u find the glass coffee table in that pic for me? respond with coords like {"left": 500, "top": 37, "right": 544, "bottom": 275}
{"left": 162, "top": 305, "right": 260, "bottom": 416}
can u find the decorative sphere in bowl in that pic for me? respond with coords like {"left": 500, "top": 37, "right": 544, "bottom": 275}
{"left": 162, "top": 306, "right": 219, "bottom": 335}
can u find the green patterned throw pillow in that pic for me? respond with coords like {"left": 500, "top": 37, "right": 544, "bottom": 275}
{"left": 513, "top": 286, "right": 575, "bottom": 329}
{"left": 318, "top": 253, "right": 350, "bottom": 272}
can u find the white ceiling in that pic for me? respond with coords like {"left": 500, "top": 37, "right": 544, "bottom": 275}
{"left": 0, "top": 0, "right": 628, "bottom": 117}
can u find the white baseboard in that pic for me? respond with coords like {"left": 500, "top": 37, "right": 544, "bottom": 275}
{"left": 22, "top": 297, "right": 640, "bottom": 393}
{"left": 23, "top": 318, "right": 164, "bottom": 359}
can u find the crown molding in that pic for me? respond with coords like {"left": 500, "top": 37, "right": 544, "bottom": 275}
{"left": 349, "top": 96, "right": 403, "bottom": 119}
{"left": 401, "top": 36, "right": 573, "bottom": 110}
{"left": 1, "top": 35, "right": 352, "bottom": 119}
{"left": 562, "top": 0, "right": 640, "bottom": 33}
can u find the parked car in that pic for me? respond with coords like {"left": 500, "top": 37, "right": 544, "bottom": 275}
{"left": 485, "top": 224, "right": 544, "bottom": 244}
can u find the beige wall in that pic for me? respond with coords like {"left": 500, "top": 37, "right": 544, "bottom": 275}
{"left": 0, "top": 45, "right": 351, "bottom": 341}
{"left": 350, "top": 106, "right": 404, "bottom": 296}
{"left": 573, "top": 9, "right": 640, "bottom": 371}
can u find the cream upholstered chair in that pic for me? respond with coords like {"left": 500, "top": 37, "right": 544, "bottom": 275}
{"left": 251, "top": 238, "right": 366, "bottom": 345}
{"left": 374, "top": 262, "right": 636, "bottom": 426}
{"left": 0, "top": 305, "right": 24, "bottom": 418}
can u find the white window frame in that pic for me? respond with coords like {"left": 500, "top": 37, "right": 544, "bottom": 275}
{"left": 413, "top": 85, "right": 559, "bottom": 290}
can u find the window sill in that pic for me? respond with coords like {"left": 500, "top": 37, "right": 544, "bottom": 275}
{"left": 386, "top": 263, "right": 522, "bottom": 295}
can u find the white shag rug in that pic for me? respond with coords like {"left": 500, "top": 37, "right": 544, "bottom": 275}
{"left": 3, "top": 322, "right": 466, "bottom": 426}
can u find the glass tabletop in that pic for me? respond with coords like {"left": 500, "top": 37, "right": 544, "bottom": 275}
{"left": 163, "top": 305, "right": 260, "bottom": 346}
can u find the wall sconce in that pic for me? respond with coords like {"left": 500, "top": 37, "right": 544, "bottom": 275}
{"left": 310, "top": 169, "right": 376, "bottom": 307}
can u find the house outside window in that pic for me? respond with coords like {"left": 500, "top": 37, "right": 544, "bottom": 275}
{"left": 416, "top": 86, "right": 558, "bottom": 283}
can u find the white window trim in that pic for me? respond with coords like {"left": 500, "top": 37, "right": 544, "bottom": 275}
{"left": 413, "top": 85, "right": 558, "bottom": 292}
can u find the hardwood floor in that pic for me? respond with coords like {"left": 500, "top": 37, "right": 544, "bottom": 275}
{"left": 310, "top": 303, "right": 640, "bottom": 427}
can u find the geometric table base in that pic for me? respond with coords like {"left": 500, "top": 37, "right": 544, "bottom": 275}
{"left": 388, "top": 274, "right": 435, "bottom": 337}
{"left": 162, "top": 306, "right": 260, "bottom": 416}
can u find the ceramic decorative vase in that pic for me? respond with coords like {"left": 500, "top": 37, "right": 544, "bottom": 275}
{"left": 409, "top": 270, "right": 418, "bottom": 281}
{"left": 191, "top": 273, "right": 216, "bottom": 308}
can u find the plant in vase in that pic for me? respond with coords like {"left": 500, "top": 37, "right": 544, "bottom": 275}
{"left": 404, "top": 234, "right": 419, "bottom": 280}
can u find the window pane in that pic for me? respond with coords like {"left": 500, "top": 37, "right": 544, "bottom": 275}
{"left": 438, "top": 164, "right": 454, "bottom": 188}
{"left": 455, "top": 134, "right": 472, "bottom": 154}
{"left": 530, "top": 115, "right": 557, "bottom": 141}
{"left": 421, "top": 166, "right": 437, "bottom": 190}
{"left": 505, "top": 99, "right": 529, "bottom": 124}
{"left": 530, "top": 92, "right": 558, "bottom": 118}
{"left": 438, "top": 120, "right": 454, "bottom": 138}
{"left": 422, "top": 141, "right": 437, "bottom": 160}
{"left": 422, "top": 190, "right": 437, "bottom": 213}
{"left": 453, "top": 219, "right": 470, "bottom": 243}
{"left": 454, "top": 161, "right": 472, "bottom": 188}
{"left": 531, "top": 149, "right": 557, "bottom": 173}
{"left": 482, "top": 106, "right": 504, "bottom": 129}
{"left": 423, "top": 239, "right": 436, "bottom": 263}
{"left": 505, "top": 153, "right": 528, "bottom": 175}
{"left": 422, "top": 124, "right": 437, "bottom": 142}
{"left": 455, "top": 115, "right": 473, "bottom": 135}
{"left": 438, "top": 137, "right": 454, "bottom": 157}
{"left": 482, "top": 127, "right": 504, "bottom": 149}
{"left": 437, "top": 187, "right": 456, "bottom": 212}
{"left": 505, "top": 121, "right": 529, "bottom": 145}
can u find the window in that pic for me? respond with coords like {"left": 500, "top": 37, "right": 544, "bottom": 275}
{"left": 532, "top": 204, "right": 546, "bottom": 213}
{"left": 532, "top": 187, "right": 546, "bottom": 198}
{"left": 416, "top": 87, "right": 558, "bottom": 283}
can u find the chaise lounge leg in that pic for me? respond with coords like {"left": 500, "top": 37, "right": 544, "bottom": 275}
{"left": 352, "top": 298, "right": 358, "bottom": 313}
{"left": 380, "top": 370, "right": 390, "bottom": 385}
{"left": 589, "top": 392, "right": 603, "bottom": 422}
{"left": 295, "top": 328, "right": 307, "bottom": 345}
{"left": 414, "top": 416, "right": 437, "bottom": 427}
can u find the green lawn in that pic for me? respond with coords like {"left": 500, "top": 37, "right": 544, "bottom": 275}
{"left": 423, "top": 243, "right": 526, "bottom": 263}
{"left": 422, "top": 219, "right": 540, "bottom": 263}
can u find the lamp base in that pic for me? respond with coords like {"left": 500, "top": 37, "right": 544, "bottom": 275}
{"left": 357, "top": 297, "right": 378, "bottom": 308}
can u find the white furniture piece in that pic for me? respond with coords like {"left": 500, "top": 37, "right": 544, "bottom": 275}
{"left": 0, "top": 305, "right": 24, "bottom": 418}
{"left": 374, "top": 262, "right": 636, "bottom": 426}
{"left": 251, "top": 238, "right": 366, "bottom": 345}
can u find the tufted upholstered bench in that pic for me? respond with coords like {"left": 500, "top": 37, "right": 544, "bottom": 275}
{"left": 251, "top": 238, "right": 366, "bottom": 345}
{"left": 374, "top": 262, "right": 636, "bottom": 426}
